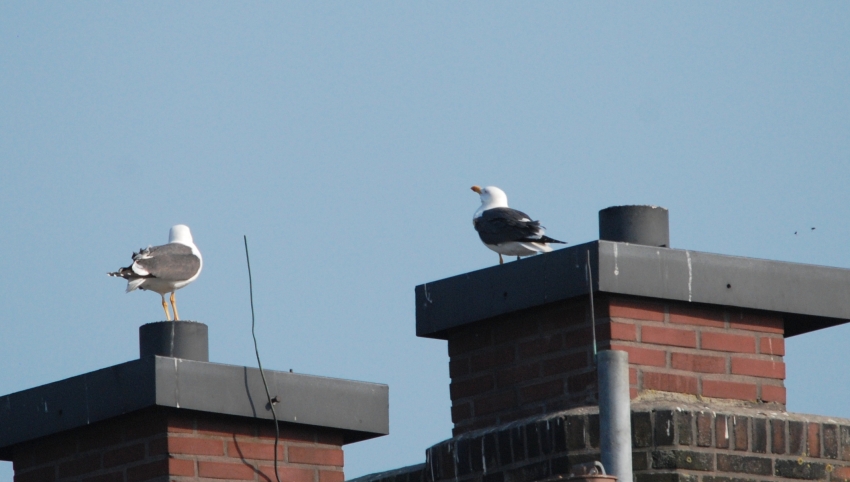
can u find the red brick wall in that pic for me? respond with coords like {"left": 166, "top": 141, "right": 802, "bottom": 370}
{"left": 12, "top": 408, "right": 345, "bottom": 482}
{"left": 447, "top": 295, "right": 785, "bottom": 435}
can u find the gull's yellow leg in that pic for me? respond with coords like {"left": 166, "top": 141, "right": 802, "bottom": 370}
{"left": 170, "top": 292, "right": 180, "bottom": 321}
{"left": 499, "top": 254, "right": 504, "bottom": 265}
{"left": 161, "top": 294, "right": 171, "bottom": 321}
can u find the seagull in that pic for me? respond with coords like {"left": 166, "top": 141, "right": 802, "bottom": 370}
{"left": 108, "top": 225, "right": 202, "bottom": 321}
{"left": 471, "top": 185, "right": 565, "bottom": 265}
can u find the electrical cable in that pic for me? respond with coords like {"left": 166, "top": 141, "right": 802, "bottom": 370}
{"left": 587, "top": 249, "right": 597, "bottom": 364}
{"left": 244, "top": 236, "right": 282, "bottom": 482}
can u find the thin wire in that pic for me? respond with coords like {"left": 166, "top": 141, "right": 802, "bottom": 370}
{"left": 244, "top": 236, "right": 282, "bottom": 482}
{"left": 587, "top": 249, "right": 597, "bottom": 365}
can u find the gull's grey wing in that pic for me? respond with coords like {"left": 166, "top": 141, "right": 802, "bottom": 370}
{"left": 134, "top": 243, "right": 200, "bottom": 281}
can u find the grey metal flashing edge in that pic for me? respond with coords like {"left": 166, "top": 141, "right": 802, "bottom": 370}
{"left": 416, "top": 240, "right": 850, "bottom": 339}
{"left": 0, "top": 356, "right": 389, "bottom": 458}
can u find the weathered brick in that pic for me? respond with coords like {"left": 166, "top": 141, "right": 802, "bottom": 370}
{"left": 761, "top": 384, "right": 786, "bottom": 404}
{"left": 483, "top": 432, "right": 499, "bottom": 470}
{"left": 716, "top": 415, "right": 730, "bottom": 449}
{"left": 655, "top": 410, "right": 675, "bottom": 446}
{"left": 733, "top": 416, "right": 749, "bottom": 451}
{"left": 494, "top": 319, "right": 539, "bottom": 343}
{"left": 126, "top": 460, "right": 169, "bottom": 482}
{"left": 635, "top": 473, "right": 698, "bottom": 482}
{"left": 319, "top": 470, "right": 345, "bottom": 482}
{"left": 566, "top": 416, "right": 586, "bottom": 450}
{"left": 633, "top": 451, "right": 649, "bottom": 471}
{"left": 58, "top": 454, "right": 101, "bottom": 478}
{"left": 643, "top": 372, "right": 698, "bottom": 395}
{"left": 168, "top": 436, "right": 225, "bottom": 456}
{"left": 772, "top": 419, "right": 787, "bottom": 454}
{"left": 752, "top": 418, "right": 767, "bottom": 453}
{"left": 567, "top": 370, "right": 597, "bottom": 393}
{"left": 716, "top": 454, "right": 772, "bottom": 475}
{"left": 842, "top": 425, "right": 850, "bottom": 460}
{"left": 759, "top": 336, "right": 785, "bottom": 356}
{"left": 774, "top": 459, "right": 826, "bottom": 479}
{"left": 450, "top": 375, "right": 494, "bottom": 399}
{"left": 551, "top": 417, "right": 566, "bottom": 454}
{"left": 520, "top": 379, "right": 564, "bottom": 402}
{"left": 697, "top": 412, "right": 713, "bottom": 447}
{"left": 289, "top": 446, "right": 344, "bottom": 466}
{"left": 609, "top": 298, "right": 665, "bottom": 322}
{"left": 449, "top": 357, "right": 470, "bottom": 378}
{"left": 198, "top": 461, "right": 255, "bottom": 480}
{"left": 449, "top": 328, "right": 493, "bottom": 356}
{"left": 703, "top": 477, "right": 760, "bottom": 482}
{"left": 196, "top": 415, "right": 257, "bottom": 438}
{"left": 103, "top": 443, "right": 146, "bottom": 468}
{"left": 14, "top": 466, "right": 57, "bottom": 482}
{"left": 527, "top": 422, "right": 542, "bottom": 459}
{"left": 676, "top": 412, "right": 693, "bottom": 445}
{"left": 702, "top": 380, "right": 757, "bottom": 401}
{"left": 81, "top": 472, "right": 125, "bottom": 482}
{"left": 669, "top": 305, "right": 726, "bottom": 328}
{"left": 451, "top": 403, "right": 471, "bottom": 423}
{"left": 542, "top": 352, "right": 588, "bottom": 376}
{"left": 456, "top": 438, "right": 472, "bottom": 476}
{"left": 519, "top": 335, "right": 564, "bottom": 359}
{"left": 671, "top": 353, "right": 726, "bottom": 373}
{"left": 632, "top": 412, "right": 653, "bottom": 448}
{"left": 701, "top": 332, "right": 756, "bottom": 353}
{"left": 832, "top": 466, "right": 850, "bottom": 482}
{"left": 511, "top": 426, "right": 526, "bottom": 463}
{"left": 496, "top": 363, "right": 540, "bottom": 387}
{"left": 227, "top": 440, "right": 283, "bottom": 461}
{"left": 587, "top": 414, "right": 600, "bottom": 448}
{"left": 789, "top": 421, "right": 805, "bottom": 455}
{"left": 470, "top": 346, "right": 515, "bottom": 372}
{"left": 642, "top": 326, "right": 697, "bottom": 348}
{"left": 610, "top": 343, "right": 666, "bottom": 367}
{"left": 607, "top": 321, "right": 638, "bottom": 341}
{"left": 504, "top": 460, "right": 549, "bottom": 482}
{"left": 651, "top": 450, "right": 713, "bottom": 471}
{"left": 807, "top": 423, "right": 821, "bottom": 457}
{"left": 731, "top": 358, "right": 785, "bottom": 379}
{"left": 474, "top": 391, "right": 517, "bottom": 416}
{"left": 825, "top": 424, "right": 839, "bottom": 459}
{"left": 730, "top": 311, "right": 783, "bottom": 334}
{"left": 498, "top": 429, "right": 513, "bottom": 466}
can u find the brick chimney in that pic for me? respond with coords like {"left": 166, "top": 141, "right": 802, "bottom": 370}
{"left": 347, "top": 205, "right": 850, "bottom": 482}
{"left": 0, "top": 323, "right": 389, "bottom": 481}
{"left": 415, "top": 205, "right": 850, "bottom": 436}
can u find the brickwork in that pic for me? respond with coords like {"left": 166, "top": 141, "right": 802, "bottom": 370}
{"left": 448, "top": 296, "right": 786, "bottom": 435}
{"left": 11, "top": 408, "right": 345, "bottom": 482}
{"left": 352, "top": 405, "right": 850, "bottom": 482}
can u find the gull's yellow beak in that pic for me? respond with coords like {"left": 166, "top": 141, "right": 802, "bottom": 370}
{"left": 471, "top": 185, "right": 482, "bottom": 194}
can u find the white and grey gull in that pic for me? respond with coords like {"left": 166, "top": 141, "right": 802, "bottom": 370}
{"left": 108, "top": 225, "right": 202, "bottom": 321}
{"left": 471, "top": 185, "right": 565, "bottom": 265}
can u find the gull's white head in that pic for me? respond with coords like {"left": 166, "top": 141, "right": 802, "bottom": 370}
{"left": 169, "top": 224, "right": 194, "bottom": 246}
{"left": 471, "top": 185, "right": 509, "bottom": 217}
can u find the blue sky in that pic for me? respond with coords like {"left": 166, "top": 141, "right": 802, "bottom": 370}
{"left": 1, "top": 2, "right": 849, "bottom": 480}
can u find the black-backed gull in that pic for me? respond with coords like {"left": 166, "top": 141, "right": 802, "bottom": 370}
{"left": 471, "top": 186, "right": 565, "bottom": 265}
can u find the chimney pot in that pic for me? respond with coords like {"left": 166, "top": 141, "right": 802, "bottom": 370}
{"left": 599, "top": 205, "right": 669, "bottom": 247}
{"left": 139, "top": 321, "right": 209, "bottom": 361}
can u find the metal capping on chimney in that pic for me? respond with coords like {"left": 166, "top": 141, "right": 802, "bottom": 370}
{"left": 415, "top": 205, "right": 850, "bottom": 339}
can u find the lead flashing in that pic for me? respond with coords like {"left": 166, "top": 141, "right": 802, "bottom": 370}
{"left": 416, "top": 240, "right": 850, "bottom": 339}
{"left": 0, "top": 356, "right": 389, "bottom": 457}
